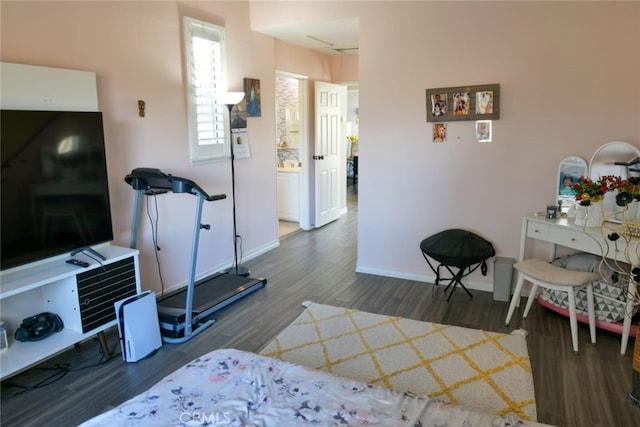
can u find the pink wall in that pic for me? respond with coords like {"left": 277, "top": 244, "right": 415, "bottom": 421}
{"left": 354, "top": 1, "right": 639, "bottom": 286}
{"left": 253, "top": 1, "right": 640, "bottom": 289}
{"left": 331, "top": 55, "right": 359, "bottom": 84}
{"left": 0, "top": 1, "right": 280, "bottom": 293}
{"left": 2, "top": 1, "right": 639, "bottom": 294}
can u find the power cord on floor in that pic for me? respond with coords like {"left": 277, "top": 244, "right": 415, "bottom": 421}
{"left": 1, "top": 336, "right": 121, "bottom": 398}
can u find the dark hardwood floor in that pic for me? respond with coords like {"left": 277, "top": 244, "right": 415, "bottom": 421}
{"left": 2, "top": 184, "right": 639, "bottom": 426}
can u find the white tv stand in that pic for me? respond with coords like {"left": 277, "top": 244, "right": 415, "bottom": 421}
{"left": 0, "top": 245, "right": 140, "bottom": 379}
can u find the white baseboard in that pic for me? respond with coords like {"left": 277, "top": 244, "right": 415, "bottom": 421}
{"left": 355, "top": 264, "right": 533, "bottom": 301}
{"left": 354, "top": 265, "right": 494, "bottom": 293}
{"left": 160, "top": 239, "right": 280, "bottom": 296}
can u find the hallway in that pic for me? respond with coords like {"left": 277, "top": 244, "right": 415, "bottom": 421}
{"left": 278, "top": 181, "right": 357, "bottom": 238}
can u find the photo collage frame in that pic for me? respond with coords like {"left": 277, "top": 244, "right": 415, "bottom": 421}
{"left": 426, "top": 84, "right": 500, "bottom": 122}
{"left": 426, "top": 84, "right": 499, "bottom": 143}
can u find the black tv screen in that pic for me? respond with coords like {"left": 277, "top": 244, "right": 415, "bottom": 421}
{"left": 1, "top": 110, "right": 114, "bottom": 270}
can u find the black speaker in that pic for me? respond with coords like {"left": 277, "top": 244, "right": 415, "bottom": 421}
{"left": 14, "top": 312, "right": 64, "bottom": 342}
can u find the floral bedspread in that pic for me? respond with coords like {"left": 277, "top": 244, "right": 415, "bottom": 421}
{"left": 80, "top": 348, "right": 551, "bottom": 427}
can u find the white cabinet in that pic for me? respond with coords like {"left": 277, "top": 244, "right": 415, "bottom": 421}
{"left": 0, "top": 245, "right": 140, "bottom": 379}
{"left": 278, "top": 171, "right": 300, "bottom": 221}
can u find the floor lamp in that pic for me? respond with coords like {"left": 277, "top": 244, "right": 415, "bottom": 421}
{"left": 221, "top": 91, "right": 250, "bottom": 276}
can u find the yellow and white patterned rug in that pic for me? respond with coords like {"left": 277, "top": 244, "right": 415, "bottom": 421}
{"left": 260, "top": 301, "right": 536, "bottom": 421}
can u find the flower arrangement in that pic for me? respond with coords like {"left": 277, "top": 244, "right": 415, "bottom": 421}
{"left": 614, "top": 176, "right": 640, "bottom": 206}
{"left": 573, "top": 175, "right": 640, "bottom": 206}
{"left": 573, "top": 175, "right": 620, "bottom": 206}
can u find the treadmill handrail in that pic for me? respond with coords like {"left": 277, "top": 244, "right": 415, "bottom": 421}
{"left": 124, "top": 168, "right": 226, "bottom": 202}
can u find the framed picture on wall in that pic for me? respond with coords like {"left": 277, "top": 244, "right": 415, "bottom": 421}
{"left": 426, "top": 84, "right": 500, "bottom": 122}
{"left": 243, "top": 78, "right": 261, "bottom": 117}
{"left": 475, "top": 120, "right": 492, "bottom": 142}
{"left": 428, "top": 93, "right": 449, "bottom": 119}
{"left": 231, "top": 103, "right": 247, "bottom": 129}
{"left": 452, "top": 91, "right": 471, "bottom": 116}
{"left": 433, "top": 123, "right": 447, "bottom": 143}
{"left": 476, "top": 90, "right": 494, "bottom": 115}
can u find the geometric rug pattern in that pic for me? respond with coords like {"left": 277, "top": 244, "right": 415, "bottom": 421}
{"left": 261, "top": 301, "right": 537, "bottom": 421}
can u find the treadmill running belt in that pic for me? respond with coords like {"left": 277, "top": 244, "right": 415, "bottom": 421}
{"left": 158, "top": 273, "right": 266, "bottom": 314}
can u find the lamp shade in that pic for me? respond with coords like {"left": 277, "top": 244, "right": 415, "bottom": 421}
{"left": 220, "top": 91, "right": 245, "bottom": 106}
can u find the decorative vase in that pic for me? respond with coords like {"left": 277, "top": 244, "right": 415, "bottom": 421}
{"left": 574, "top": 203, "right": 603, "bottom": 228}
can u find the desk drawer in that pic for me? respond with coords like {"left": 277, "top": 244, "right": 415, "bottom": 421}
{"left": 526, "top": 221, "right": 550, "bottom": 240}
{"left": 550, "top": 227, "right": 603, "bottom": 254}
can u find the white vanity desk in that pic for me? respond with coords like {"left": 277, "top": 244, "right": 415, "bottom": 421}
{"left": 520, "top": 213, "right": 639, "bottom": 355}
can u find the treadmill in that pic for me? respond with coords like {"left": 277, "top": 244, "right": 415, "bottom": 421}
{"left": 125, "top": 168, "right": 266, "bottom": 343}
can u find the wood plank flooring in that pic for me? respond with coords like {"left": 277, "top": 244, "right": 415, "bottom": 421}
{"left": 2, "top": 185, "right": 640, "bottom": 426}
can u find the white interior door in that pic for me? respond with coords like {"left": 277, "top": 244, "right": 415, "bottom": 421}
{"left": 314, "top": 81, "right": 345, "bottom": 227}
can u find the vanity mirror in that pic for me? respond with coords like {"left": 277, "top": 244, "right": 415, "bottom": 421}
{"left": 557, "top": 156, "right": 587, "bottom": 213}
{"left": 589, "top": 141, "right": 640, "bottom": 222}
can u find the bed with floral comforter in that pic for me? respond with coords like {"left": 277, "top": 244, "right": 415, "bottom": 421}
{"left": 81, "top": 348, "right": 552, "bottom": 427}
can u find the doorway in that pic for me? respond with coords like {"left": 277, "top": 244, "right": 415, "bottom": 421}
{"left": 276, "top": 72, "right": 308, "bottom": 238}
{"left": 345, "top": 84, "right": 359, "bottom": 190}
{"left": 275, "top": 74, "right": 358, "bottom": 238}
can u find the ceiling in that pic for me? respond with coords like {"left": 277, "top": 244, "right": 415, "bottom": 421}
{"left": 258, "top": 17, "right": 359, "bottom": 56}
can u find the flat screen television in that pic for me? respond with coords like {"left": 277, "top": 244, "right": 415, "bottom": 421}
{"left": 1, "top": 110, "right": 114, "bottom": 271}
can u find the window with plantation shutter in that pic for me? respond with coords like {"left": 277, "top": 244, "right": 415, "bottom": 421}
{"left": 183, "top": 17, "right": 230, "bottom": 163}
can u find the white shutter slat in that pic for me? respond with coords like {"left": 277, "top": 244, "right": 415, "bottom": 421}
{"left": 183, "top": 17, "right": 229, "bottom": 163}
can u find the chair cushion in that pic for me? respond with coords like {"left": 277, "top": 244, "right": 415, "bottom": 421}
{"left": 515, "top": 259, "right": 600, "bottom": 286}
{"left": 420, "top": 229, "right": 495, "bottom": 268}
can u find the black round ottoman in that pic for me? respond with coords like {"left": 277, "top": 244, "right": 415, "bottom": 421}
{"left": 420, "top": 229, "right": 495, "bottom": 301}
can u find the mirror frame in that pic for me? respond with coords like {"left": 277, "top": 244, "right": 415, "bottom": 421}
{"left": 589, "top": 141, "right": 640, "bottom": 177}
{"left": 588, "top": 141, "right": 640, "bottom": 222}
{"left": 557, "top": 156, "right": 587, "bottom": 213}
